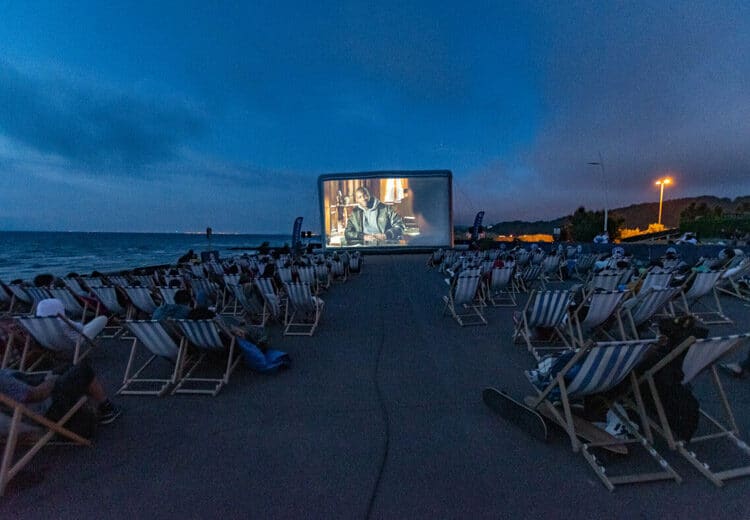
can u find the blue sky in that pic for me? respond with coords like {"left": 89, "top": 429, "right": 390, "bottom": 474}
{"left": 1, "top": 1, "right": 749, "bottom": 233}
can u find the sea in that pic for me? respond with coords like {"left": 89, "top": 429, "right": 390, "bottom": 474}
{"left": 0, "top": 231, "right": 294, "bottom": 282}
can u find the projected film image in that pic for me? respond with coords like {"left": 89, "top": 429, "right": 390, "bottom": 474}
{"left": 319, "top": 171, "right": 452, "bottom": 249}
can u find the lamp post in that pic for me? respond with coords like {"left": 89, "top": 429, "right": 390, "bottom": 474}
{"left": 655, "top": 178, "right": 672, "bottom": 226}
{"left": 588, "top": 153, "right": 609, "bottom": 233}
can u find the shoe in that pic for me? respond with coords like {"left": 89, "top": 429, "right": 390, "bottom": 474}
{"left": 719, "top": 363, "right": 746, "bottom": 379}
{"left": 98, "top": 401, "right": 122, "bottom": 425}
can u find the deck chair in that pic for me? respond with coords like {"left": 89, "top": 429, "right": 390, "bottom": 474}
{"left": 715, "top": 259, "right": 750, "bottom": 302}
{"left": 15, "top": 316, "right": 100, "bottom": 369}
{"left": 639, "top": 333, "right": 750, "bottom": 486}
{"left": 329, "top": 260, "right": 347, "bottom": 283}
{"left": 348, "top": 253, "right": 362, "bottom": 274}
{"left": 156, "top": 286, "right": 180, "bottom": 305}
{"left": 617, "top": 287, "right": 679, "bottom": 340}
{"left": 227, "top": 284, "right": 266, "bottom": 325}
{"left": 297, "top": 266, "right": 318, "bottom": 294}
{"left": 573, "top": 253, "right": 598, "bottom": 280}
{"left": 512, "top": 289, "right": 572, "bottom": 358}
{"left": 276, "top": 267, "right": 294, "bottom": 285}
{"left": 88, "top": 286, "right": 128, "bottom": 338}
{"left": 486, "top": 266, "right": 516, "bottom": 307}
{"left": 514, "top": 249, "right": 531, "bottom": 268}
{"left": 514, "top": 264, "right": 544, "bottom": 293}
{"left": 121, "top": 286, "right": 159, "bottom": 319}
{"left": 283, "top": 282, "right": 324, "bottom": 336}
{"left": 119, "top": 320, "right": 188, "bottom": 396}
{"left": 569, "top": 289, "right": 628, "bottom": 346}
{"left": 61, "top": 277, "right": 88, "bottom": 298}
{"left": 526, "top": 338, "right": 681, "bottom": 491}
{"left": 635, "top": 269, "right": 674, "bottom": 296}
{"left": 314, "top": 263, "right": 331, "bottom": 290}
{"left": 24, "top": 287, "right": 53, "bottom": 315}
{"left": 0, "top": 392, "right": 91, "bottom": 496}
{"left": 48, "top": 288, "right": 93, "bottom": 322}
{"left": 172, "top": 319, "right": 241, "bottom": 396}
{"left": 442, "top": 274, "right": 486, "bottom": 326}
{"left": 189, "top": 278, "right": 219, "bottom": 307}
{"left": 5, "top": 284, "right": 32, "bottom": 315}
{"left": 105, "top": 275, "right": 130, "bottom": 288}
{"left": 586, "top": 271, "right": 622, "bottom": 294}
{"left": 541, "top": 255, "right": 563, "bottom": 283}
{"left": 221, "top": 275, "right": 242, "bottom": 310}
{"left": 131, "top": 274, "right": 156, "bottom": 288}
{"left": 672, "top": 270, "right": 731, "bottom": 325}
{"left": 255, "top": 277, "right": 284, "bottom": 323}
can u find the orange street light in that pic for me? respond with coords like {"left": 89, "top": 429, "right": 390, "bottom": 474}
{"left": 655, "top": 177, "right": 672, "bottom": 225}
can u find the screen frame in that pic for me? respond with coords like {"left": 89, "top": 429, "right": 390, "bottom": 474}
{"left": 317, "top": 169, "right": 454, "bottom": 252}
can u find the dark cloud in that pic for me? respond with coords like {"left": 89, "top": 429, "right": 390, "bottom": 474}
{"left": 0, "top": 61, "right": 207, "bottom": 171}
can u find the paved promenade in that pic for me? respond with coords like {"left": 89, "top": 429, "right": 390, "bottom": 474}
{"left": 3, "top": 254, "right": 750, "bottom": 518}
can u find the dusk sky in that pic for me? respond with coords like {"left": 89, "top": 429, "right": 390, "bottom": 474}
{"left": 2, "top": 2, "right": 749, "bottom": 233}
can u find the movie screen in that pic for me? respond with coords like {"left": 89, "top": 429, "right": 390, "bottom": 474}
{"left": 318, "top": 170, "right": 453, "bottom": 250}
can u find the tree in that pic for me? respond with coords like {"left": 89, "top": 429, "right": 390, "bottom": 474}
{"left": 566, "top": 206, "right": 622, "bottom": 242}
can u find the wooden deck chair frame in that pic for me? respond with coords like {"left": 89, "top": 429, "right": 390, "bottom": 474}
{"left": 172, "top": 319, "right": 241, "bottom": 396}
{"left": 283, "top": 282, "right": 324, "bottom": 336}
{"left": 569, "top": 289, "right": 628, "bottom": 347}
{"left": 514, "top": 264, "right": 544, "bottom": 293}
{"left": 715, "top": 259, "right": 750, "bottom": 302}
{"left": 5, "top": 284, "right": 32, "bottom": 315}
{"left": 638, "top": 333, "right": 750, "bottom": 486}
{"left": 442, "top": 274, "right": 486, "bottom": 327}
{"left": 88, "top": 286, "right": 128, "bottom": 338}
{"left": 525, "top": 338, "right": 681, "bottom": 491}
{"left": 1, "top": 392, "right": 90, "bottom": 496}
{"left": 121, "top": 286, "right": 159, "bottom": 320}
{"left": 119, "top": 320, "right": 191, "bottom": 396}
{"left": 671, "top": 270, "right": 732, "bottom": 325}
{"left": 617, "top": 287, "right": 679, "bottom": 340}
{"left": 512, "top": 289, "right": 572, "bottom": 358}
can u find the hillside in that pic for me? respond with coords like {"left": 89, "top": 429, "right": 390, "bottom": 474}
{"left": 460, "top": 195, "right": 750, "bottom": 234}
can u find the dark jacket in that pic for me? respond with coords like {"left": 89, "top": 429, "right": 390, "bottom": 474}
{"left": 344, "top": 200, "right": 405, "bottom": 245}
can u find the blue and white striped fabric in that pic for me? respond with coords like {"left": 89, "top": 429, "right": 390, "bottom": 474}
{"left": 453, "top": 275, "right": 481, "bottom": 306}
{"left": 639, "top": 270, "right": 674, "bottom": 294}
{"left": 284, "top": 282, "right": 319, "bottom": 312}
{"left": 177, "top": 319, "right": 225, "bottom": 350}
{"left": 90, "top": 286, "right": 127, "bottom": 315}
{"left": 125, "top": 320, "right": 181, "bottom": 360}
{"left": 490, "top": 267, "right": 514, "bottom": 290}
{"left": 566, "top": 339, "right": 655, "bottom": 397}
{"left": 683, "top": 270, "right": 723, "bottom": 300}
{"left": 578, "top": 290, "right": 627, "bottom": 331}
{"left": 123, "top": 287, "right": 158, "bottom": 314}
{"left": 48, "top": 288, "right": 86, "bottom": 320}
{"left": 527, "top": 290, "right": 572, "bottom": 328}
{"left": 157, "top": 286, "right": 179, "bottom": 305}
{"left": 25, "top": 287, "right": 53, "bottom": 307}
{"left": 629, "top": 287, "right": 678, "bottom": 326}
{"left": 16, "top": 316, "right": 77, "bottom": 352}
{"left": 682, "top": 334, "right": 750, "bottom": 384}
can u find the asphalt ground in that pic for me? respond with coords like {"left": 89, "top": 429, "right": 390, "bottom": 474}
{"left": 3, "top": 254, "right": 750, "bottom": 518}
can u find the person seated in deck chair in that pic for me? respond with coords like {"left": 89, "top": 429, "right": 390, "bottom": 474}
{"left": 0, "top": 360, "right": 122, "bottom": 431}
{"left": 36, "top": 298, "right": 108, "bottom": 341}
{"left": 151, "top": 289, "right": 191, "bottom": 321}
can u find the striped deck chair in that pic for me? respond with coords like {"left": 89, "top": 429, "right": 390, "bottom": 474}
{"left": 715, "top": 258, "right": 750, "bottom": 302}
{"left": 587, "top": 271, "right": 622, "bottom": 294}
{"left": 88, "top": 286, "right": 128, "bottom": 337}
{"left": 131, "top": 274, "right": 156, "bottom": 288}
{"left": 48, "top": 287, "right": 92, "bottom": 322}
{"left": 348, "top": 252, "right": 362, "bottom": 274}
{"left": 486, "top": 266, "right": 516, "bottom": 307}
{"left": 297, "top": 266, "right": 318, "bottom": 294}
{"left": 105, "top": 275, "right": 130, "bottom": 288}
{"left": 0, "top": 391, "right": 90, "bottom": 496}
{"left": 189, "top": 278, "right": 219, "bottom": 307}
{"left": 5, "top": 284, "right": 32, "bottom": 315}
{"left": 228, "top": 284, "right": 266, "bottom": 325}
{"left": 255, "top": 277, "right": 284, "bottom": 323}
{"left": 573, "top": 253, "right": 598, "bottom": 280}
{"left": 569, "top": 289, "right": 628, "bottom": 346}
{"left": 15, "top": 315, "right": 99, "bottom": 367}
{"left": 119, "top": 320, "right": 188, "bottom": 396}
{"left": 514, "top": 264, "right": 544, "bottom": 293}
{"left": 121, "top": 286, "right": 159, "bottom": 319}
{"left": 283, "top": 282, "right": 324, "bottom": 336}
{"left": 639, "top": 333, "right": 750, "bottom": 487}
{"left": 220, "top": 275, "right": 242, "bottom": 310}
{"left": 442, "top": 274, "right": 486, "bottom": 326}
{"left": 24, "top": 287, "right": 53, "bottom": 315}
{"left": 531, "top": 250, "right": 546, "bottom": 265}
{"left": 672, "top": 270, "right": 731, "bottom": 325}
{"left": 525, "top": 338, "right": 680, "bottom": 491}
{"left": 314, "top": 263, "right": 331, "bottom": 290}
{"left": 617, "top": 287, "right": 679, "bottom": 339}
{"left": 157, "top": 286, "right": 181, "bottom": 306}
{"left": 541, "top": 255, "right": 563, "bottom": 283}
{"left": 514, "top": 249, "right": 531, "bottom": 268}
{"left": 635, "top": 269, "right": 674, "bottom": 296}
{"left": 276, "top": 267, "right": 293, "bottom": 286}
{"left": 512, "top": 289, "right": 572, "bottom": 357}
{"left": 329, "top": 260, "right": 347, "bottom": 283}
{"left": 172, "top": 319, "right": 241, "bottom": 396}
{"left": 189, "top": 264, "right": 205, "bottom": 278}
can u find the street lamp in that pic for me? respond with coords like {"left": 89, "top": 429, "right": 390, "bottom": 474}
{"left": 588, "top": 154, "right": 609, "bottom": 233}
{"left": 655, "top": 177, "right": 672, "bottom": 226}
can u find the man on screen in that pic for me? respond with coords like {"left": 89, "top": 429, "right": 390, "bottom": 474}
{"left": 345, "top": 186, "right": 405, "bottom": 245}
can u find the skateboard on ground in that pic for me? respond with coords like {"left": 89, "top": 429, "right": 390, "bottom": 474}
{"left": 524, "top": 396, "right": 628, "bottom": 454}
{"left": 482, "top": 387, "right": 548, "bottom": 442}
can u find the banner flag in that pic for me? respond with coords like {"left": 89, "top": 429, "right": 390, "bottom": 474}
{"left": 471, "top": 211, "right": 485, "bottom": 241}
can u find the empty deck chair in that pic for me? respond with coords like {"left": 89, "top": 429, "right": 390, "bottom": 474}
{"left": 569, "top": 289, "right": 628, "bottom": 346}
{"left": 297, "top": 265, "right": 318, "bottom": 294}
{"left": 61, "top": 277, "right": 88, "bottom": 298}
{"left": 172, "top": 319, "right": 241, "bottom": 396}
{"left": 512, "top": 289, "right": 572, "bottom": 358}
{"left": 672, "top": 270, "right": 731, "bottom": 325}
{"left": 442, "top": 274, "right": 486, "bottom": 327}
{"left": 715, "top": 258, "right": 750, "bottom": 302}
{"left": 639, "top": 333, "right": 750, "bottom": 486}
{"left": 587, "top": 271, "right": 623, "bottom": 294}
{"left": 329, "top": 259, "right": 347, "bottom": 283}
{"left": 635, "top": 269, "right": 674, "bottom": 295}
{"left": 255, "top": 277, "right": 284, "bottom": 323}
{"left": 0, "top": 391, "right": 90, "bottom": 496}
{"left": 283, "top": 282, "right": 324, "bottom": 336}
{"left": 541, "top": 255, "right": 563, "bottom": 283}
{"left": 15, "top": 316, "right": 101, "bottom": 368}
{"left": 573, "top": 253, "right": 598, "bottom": 280}
{"left": 617, "top": 287, "right": 679, "bottom": 339}
{"left": 119, "top": 320, "right": 187, "bottom": 396}
{"left": 486, "top": 266, "right": 516, "bottom": 307}
{"left": 525, "top": 338, "right": 680, "bottom": 491}
{"left": 121, "top": 286, "right": 159, "bottom": 319}
{"left": 514, "top": 264, "right": 544, "bottom": 293}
